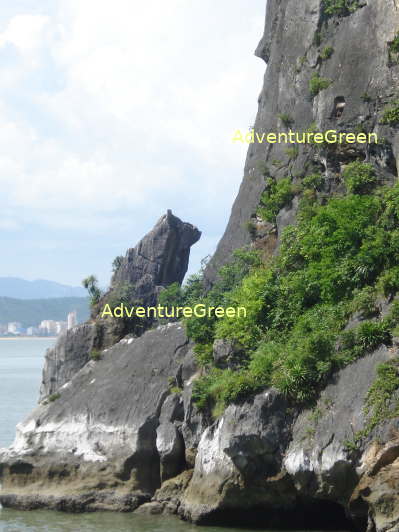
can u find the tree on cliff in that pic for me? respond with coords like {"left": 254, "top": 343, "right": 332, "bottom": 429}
{"left": 82, "top": 275, "right": 102, "bottom": 306}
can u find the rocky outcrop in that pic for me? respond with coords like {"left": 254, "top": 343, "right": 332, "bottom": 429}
{"left": 111, "top": 210, "right": 201, "bottom": 305}
{"left": 351, "top": 440, "right": 399, "bottom": 532}
{"left": 3, "top": 328, "right": 397, "bottom": 529}
{"left": 40, "top": 323, "right": 96, "bottom": 399}
{"left": 0, "top": 323, "right": 197, "bottom": 511}
{"left": 40, "top": 211, "right": 200, "bottom": 400}
{"left": 178, "top": 347, "right": 397, "bottom": 530}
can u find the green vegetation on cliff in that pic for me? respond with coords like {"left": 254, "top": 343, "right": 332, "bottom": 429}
{"left": 257, "top": 177, "right": 296, "bottom": 222}
{"left": 309, "top": 74, "right": 332, "bottom": 96}
{"left": 321, "top": 0, "right": 362, "bottom": 18}
{"left": 162, "top": 163, "right": 399, "bottom": 414}
{"left": 381, "top": 100, "right": 399, "bottom": 126}
{"left": 342, "top": 161, "right": 378, "bottom": 194}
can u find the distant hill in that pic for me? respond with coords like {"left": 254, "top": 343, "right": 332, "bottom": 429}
{"left": 0, "top": 297, "right": 90, "bottom": 328}
{"left": 0, "top": 277, "right": 86, "bottom": 299}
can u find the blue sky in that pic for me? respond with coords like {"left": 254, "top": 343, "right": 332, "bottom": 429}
{"left": 0, "top": 0, "right": 266, "bottom": 288}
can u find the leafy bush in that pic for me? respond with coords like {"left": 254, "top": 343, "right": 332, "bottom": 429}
{"left": 320, "top": 46, "right": 334, "bottom": 60}
{"left": 90, "top": 349, "right": 102, "bottom": 361}
{"left": 49, "top": 393, "right": 61, "bottom": 402}
{"left": 112, "top": 256, "right": 124, "bottom": 272}
{"left": 302, "top": 173, "right": 324, "bottom": 191}
{"left": 350, "top": 286, "right": 378, "bottom": 318}
{"left": 361, "top": 92, "right": 372, "bottom": 103}
{"left": 194, "top": 343, "right": 213, "bottom": 366}
{"left": 215, "top": 268, "right": 272, "bottom": 350}
{"left": 309, "top": 74, "right": 332, "bottom": 96}
{"left": 245, "top": 220, "right": 257, "bottom": 238}
{"left": 257, "top": 177, "right": 295, "bottom": 222}
{"left": 184, "top": 249, "right": 262, "bottom": 347}
{"left": 158, "top": 282, "right": 184, "bottom": 309}
{"left": 278, "top": 113, "right": 294, "bottom": 128}
{"left": 322, "top": 0, "right": 361, "bottom": 17}
{"left": 389, "top": 33, "right": 399, "bottom": 54}
{"left": 358, "top": 360, "right": 399, "bottom": 439}
{"left": 104, "top": 282, "right": 137, "bottom": 311}
{"left": 377, "top": 267, "right": 399, "bottom": 297}
{"left": 381, "top": 101, "right": 399, "bottom": 126}
{"left": 354, "top": 321, "right": 391, "bottom": 352}
{"left": 342, "top": 161, "right": 377, "bottom": 194}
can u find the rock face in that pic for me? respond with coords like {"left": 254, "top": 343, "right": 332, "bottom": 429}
{"left": 205, "top": 0, "right": 399, "bottom": 283}
{"left": 0, "top": 323, "right": 197, "bottom": 511}
{"left": 178, "top": 347, "right": 398, "bottom": 530}
{"left": 40, "top": 211, "right": 200, "bottom": 400}
{"left": 111, "top": 210, "right": 201, "bottom": 306}
{"left": 40, "top": 323, "right": 96, "bottom": 399}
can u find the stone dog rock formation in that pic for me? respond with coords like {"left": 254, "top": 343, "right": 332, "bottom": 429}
{"left": 39, "top": 210, "right": 200, "bottom": 399}
{"left": 111, "top": 209, "right": 201, "bottom": 306}
{"left": 1, "top": 1, "right": 399, "bottom": 531}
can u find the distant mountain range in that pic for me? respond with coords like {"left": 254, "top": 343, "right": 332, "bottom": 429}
{"left": 0, "top": 297, "right": 90, "bottom": 328}
{"left": 0, "top": 277, "right": 86, "bottom": 299}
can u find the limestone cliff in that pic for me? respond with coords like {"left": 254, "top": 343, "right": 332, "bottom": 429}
{"left": 1, "top": 2, "right": 399, "bottom": 532}
{"left": 205, "top": 0, "right": 399, "bottom": 283}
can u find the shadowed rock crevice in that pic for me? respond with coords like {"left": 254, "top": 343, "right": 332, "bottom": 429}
{"left": 194, "top": 500, "right": 356, "bottom": 530}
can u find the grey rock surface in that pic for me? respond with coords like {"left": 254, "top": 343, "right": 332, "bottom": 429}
{"left": 156, "top": 394, "right": 186, "bottom": 482}
{"left": 40, "top": 323, "right": 96, "bottom": 399}
{"left": 180, "top": 389, "right": 295, "bottom": 524}
{"left": 212, "top": 339, "right": 245, "bottom": 369}
{"left": 284, "top": 347, "right": 396, "bottom": 504}
{"left": 0, "top": 323, "right": 197, "bottom": 510}
{"left": 111, "top": 210, "right": 200, "bottom": 306}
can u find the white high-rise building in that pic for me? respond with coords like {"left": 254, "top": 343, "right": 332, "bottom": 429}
{"left": 7, "top": 322, "right": 21, "bottom": 334}
{"left": 39, "top": 320, "right": 58, "bottom": 335}
{"left": 67, "top": 310, "right": 77, "bottom": 330}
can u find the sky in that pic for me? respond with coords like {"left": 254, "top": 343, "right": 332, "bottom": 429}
{"left": 0, "top": 0, "right": 266, "bottom": 288}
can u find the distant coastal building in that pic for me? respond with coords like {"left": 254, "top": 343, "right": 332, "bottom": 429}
{"left": 7, "top": 322, "right": 21, "bottom": 334}
{"left": 39, "top": 320, "right": 58, "bottom": 335}
{"left": 67, "top": 310, "right": 77, "bottom": 330}
{"left": 0, "top": 313, "right": 74, "bottom": 337}
{"left": 27, "top": 326, "right": 40, "bottom": 336}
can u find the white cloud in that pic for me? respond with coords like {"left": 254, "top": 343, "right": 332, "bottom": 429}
{"left": 0, "top": 14, "right": 49, "bottom": 62}
{"left": 0, "top": 0, "right": 266, "bottom": 281}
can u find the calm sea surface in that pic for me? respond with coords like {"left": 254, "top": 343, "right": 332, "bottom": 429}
{"left": 0, "top": 338, "right": 341, "bottom": 532}
{"left": 0, "top": 338, "right": 54, "bottom": 448}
